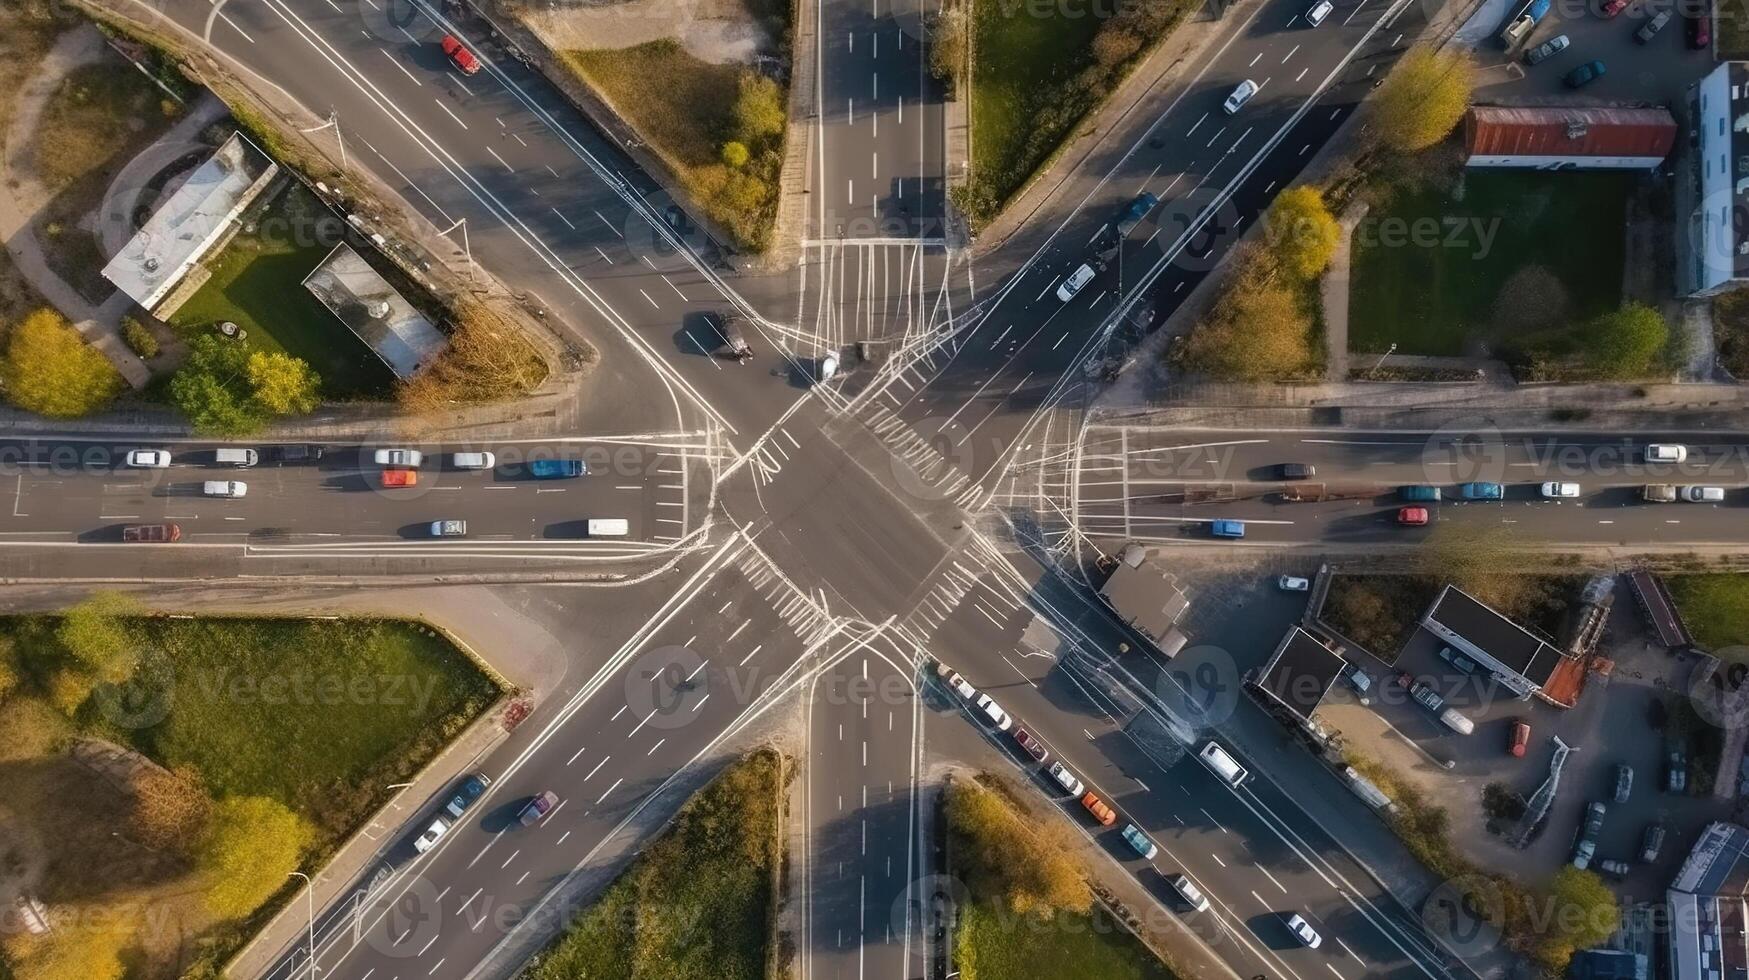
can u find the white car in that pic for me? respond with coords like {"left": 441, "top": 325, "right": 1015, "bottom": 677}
{"left": 1645, "top": 443, "right": 1687, "bottom": 463}
{"left": 1286, "top": 913, "right": 1323, "bottom": 948}
{"left": 1540, "top": 482, "right": 1581, "bottom": 499}
{"left": 125, "top": 449, "right": 171, "bottom": 468}
{"left": 1223, "top": 79, "right": 1259, "bottom": 114}
{"left": 1680, "top": 485, "right": 1726, "bottom": 502}
{"left": 374, "top": 448, "right": 424, "bottom": 468}
{"left": 945, "top": 671, "right": 977, "bottom": 700}
{"left": 413, "top": 815, "right": 450, "bottom": 853}
{"left": 1172, "top": 874, "right": 1211, "bottom": 912}
{"left": 1055, "top": 263, "right": 1097, "bottom": 302}
{"left": 451, "top": 452, "right": 495, "bottom": 470}
{"left": 1277, "top": 575, "right": 1310, "bottom": 592}
{"left": 1305, "top": 0, "right": 1333, "bottom": 25}
{"left": 202, "top": 480, "right": 246, "bottom": 498}
{"left": 974, "top": 693, "right": 1013, "bottom": 731}
{"left": 1047, "top": 760, "right": 1085, "bottom": 797}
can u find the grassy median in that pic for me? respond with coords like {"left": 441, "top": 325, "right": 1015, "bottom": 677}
{"left": 947, "top": 776, "right": 1176, "bottom": 980}
{"left": 1669, "top": 575, "right": 1749, "bottom": 656}
{"left": 525, "top": 748, "right": 790, "bottom": 980}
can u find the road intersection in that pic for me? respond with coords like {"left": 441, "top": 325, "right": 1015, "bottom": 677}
{"left": 29, "top": 0, "right": 1702, "bottom": 978}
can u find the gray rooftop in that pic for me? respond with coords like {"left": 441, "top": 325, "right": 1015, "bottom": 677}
{"left": 101, "top": 132, "right": 278, "bottom": 311}
{"left": 1425, "top": 586, "right": 1567, "bottom": 687}
{"left": 302, "top": 244, "right": 446, "bottom": 380}
{"left": 1097, "top": 558, "right": 1188, "bottom": 645}
{"left": 1253, "top": 627, "right": 1345, "bottom": 721}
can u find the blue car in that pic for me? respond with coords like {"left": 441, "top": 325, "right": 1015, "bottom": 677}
{"left": 1563, "top": 60, "right": 1605, "bottom": 88}
{"left": 1210, "top": 519, "right": 1246, "bottom": 539}
{"left": 1459, "top": 482, "right": 1504, "bottom": 500}
{"left": 443, "top": 772, "right": 491, "bottom": 819}
{"left": 1398, "top": 485, "right": 1442, "bottom": 502}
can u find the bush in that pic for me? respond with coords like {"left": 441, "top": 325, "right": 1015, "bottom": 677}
{"left": 1587, "top": 302, "right": 1669, "bottom": 379}
{"left": 196, "top": 796, "right": 314, "bottom": 919}
{"left": 396, "top": 302, "right": 548, "bottom": 412}
{"left": 1180, "top": 249, "right": 1317, "bottom": 381}
{"left": 120, "top": 315, "right": 160, "bottom": 358}
{"left": 1264, "top": 186, "right": 1341, "bottom": 281}
{"left": 1, "top": 309, "right": 124, "bottom": 418}
{"left": 169, "top": 335, "right": 323, "bottom": 434}
{"left": 947, "top": 777, "right": 1091, "bottom": 916}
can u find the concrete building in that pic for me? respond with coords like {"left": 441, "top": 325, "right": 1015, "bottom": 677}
{"left": 1462, "top": 106, "right": 1676, "bottom": 170}
{"left": 302, "top": 244, "right": 445, "bottom": 380}
{"left": 1421, "top": 585, "right": 1583, "bottom": 706}
{"left": 100, "top": 132, "right": 277, "bottom": 313}
{"left": 1689, "top": 62, "right": 1749, "bottom": 295}
{"left": 1667, "top": 821, "right": 1749, "bottom": 980}
{"left": 1250, "top": 626, "right": 1346, "bottom": 726}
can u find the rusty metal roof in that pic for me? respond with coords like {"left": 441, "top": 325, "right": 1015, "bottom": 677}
{"left": 1463, "top": 105, "right": 1677, "bottom": 160}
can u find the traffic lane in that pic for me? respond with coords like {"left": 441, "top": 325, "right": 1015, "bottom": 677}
{"left": 806, "top": 648, "right": 921, "bottom": 980}
{"left": 263, "top": 551, "right": 815, "bottom": 980}
{"left": 1092, "top": 490, "right": 1749, "bottom": 546}
{"left": 0, "top": 442, "right": 683, "bottom": 541}
{"left": 874, "top": 4, "right": 1425, "bottom": 471}
{"left": 1102, "top": 429, "right": 1749, "bottom": 486}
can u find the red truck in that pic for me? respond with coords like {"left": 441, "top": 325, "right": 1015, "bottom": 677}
{"left": 122, "top": 523, "right": 181, "bottom": 543}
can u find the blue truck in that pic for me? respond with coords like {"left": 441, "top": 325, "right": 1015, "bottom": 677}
{"left": 528, "top": 459, "right": 587, "bottom": 479}
{"left": 1210, "top": 519, "right": 1246, "bottom": 539}
{"left": 1398, "top": 485, "right": 1442, "bottom": 502}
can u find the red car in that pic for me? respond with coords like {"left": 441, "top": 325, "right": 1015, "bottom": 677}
{"left": 1397, "top": 506, "right": 1430, "bottom": 526}
{"left": 382, "top": 469, "right": 418, "bottom": 488}
{"left": 1012, "top": 727, "right": 1048, "bottom": 763}
{"left": 1689, "top": 14, "right": 1711, "bottom": 48}
{"left": 1509, "top": 720, "right": 1531, "bottom": 757}
{"left": 441, "top": 35, "right": 481, "bottom": 76}
{"left": 1599, "top": 0, "right": 1629, "bottom": 16}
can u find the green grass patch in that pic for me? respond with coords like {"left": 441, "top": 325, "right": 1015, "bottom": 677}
{"left": 168, "top": 182, "right": 396, "bottom": 399}
{"left": 1669, "top": 574, "right": 1749, "bottom": 655}
{"left": 969, "top": 0, "right": 1106, "bottom": 202}
{"left": 525, "top": 749, "right": 788, "bottom": 980}
{"left": 957, "top": 901, "right": 1176, "bottom": 980}
{"left": 5, "top": 613, "right": 498, "bottom": 841}
{"left": 561, "top": 41, "right": 784, "bottom": 251}
{"left": 961, "top": 0, "right": 1192, "bottom": 225}
{"left": 1348, "top": 170, "right": 1630, "bottom": 357}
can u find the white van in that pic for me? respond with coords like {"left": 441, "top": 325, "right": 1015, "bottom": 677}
{"left": 1055, "top": 263, "right": 1097, "bottom": 302}
{"left": 214, "top": 448, "right": 258, "bottom": 467}
{"left": 451, "top": 452, "right": 496, "bottom": 470}
{"left": 1679, "top": 485, "right": 1726, "bottom": 502}
{"left": 586, "top": 519, "right": 629, "bottom": 537}
{"left": 203, "top": 480, "right": 247, "bottom": 498}
{"left": 1197, "top": 741, "right": 1248, "bottom": 786}
{"left": 1438, "top": 707, "right": 1475, "bottom": 735}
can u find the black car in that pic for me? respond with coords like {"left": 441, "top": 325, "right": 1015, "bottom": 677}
{"left": 1278, "top": 463, "right": 1316, "bottom": 480}
{"left": 444, "top": 772, "right": 490, "bottom": 819}
{"left": 1641, "top": 823, "right": 1667, "bottom": 862}
{"left": 269, "top": 444, "right": 325, "bottom": 464}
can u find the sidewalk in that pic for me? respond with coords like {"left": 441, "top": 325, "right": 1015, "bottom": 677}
{"left": 0, "top": 25, "right": 150, "bottom": 387}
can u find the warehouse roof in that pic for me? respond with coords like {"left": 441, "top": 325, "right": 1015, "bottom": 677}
{"left": 1462, "top": 106, "right": 1676, "bottom": 160}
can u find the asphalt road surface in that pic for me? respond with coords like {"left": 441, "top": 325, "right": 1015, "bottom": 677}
{"left": 1074, "top": 428, "right": 1749, "bottom": 546}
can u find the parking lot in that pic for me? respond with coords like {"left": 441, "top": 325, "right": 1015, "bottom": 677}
{"left": 1322, "top": 597, "right": 1736, "bottom": 903}
{"left": 1462, "top": 0, "right": 1715, "bottom": 104}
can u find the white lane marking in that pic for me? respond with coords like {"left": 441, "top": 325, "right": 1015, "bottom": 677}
{"left": 435, "top": 99, "right": 469, "bottom": 130}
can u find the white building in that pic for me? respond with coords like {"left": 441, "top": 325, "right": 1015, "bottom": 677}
{"left": 1690, "top": 62, "right": 1749, "bottom": 295}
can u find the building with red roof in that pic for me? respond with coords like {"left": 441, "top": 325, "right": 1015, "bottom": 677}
{"left": 1461, "top": 105, "right": 1677, "bottom": 170}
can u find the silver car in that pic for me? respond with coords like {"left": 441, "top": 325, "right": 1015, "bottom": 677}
{"left": 1525, "top": 33, "right": 1570, "bottom": 65}
{"left": 430, "top": 520, "right": 468, "bottom": 537}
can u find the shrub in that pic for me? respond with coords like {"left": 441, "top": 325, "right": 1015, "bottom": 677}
{"left": 720, "top": 140, "right": 750, "bottom": 168}
{"left": 197, "top": 796, "right": 314, "bottom": 919}
{"left": 1, "top": 309, "right": 124, "bottom": 417}
{"left": 120, "top": 315, "right": 160, "bottom": 358}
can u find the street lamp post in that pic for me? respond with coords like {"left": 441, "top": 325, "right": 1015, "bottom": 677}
{"left": 288, "top": 871, "right": 317, "bottom": 978}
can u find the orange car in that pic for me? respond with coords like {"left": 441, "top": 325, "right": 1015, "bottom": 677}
{"left": 382, "top": 469, "right": 418, "bottom": 488}
{"left": 1081, "top": 791, "right": 1116, "bottom": 826}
